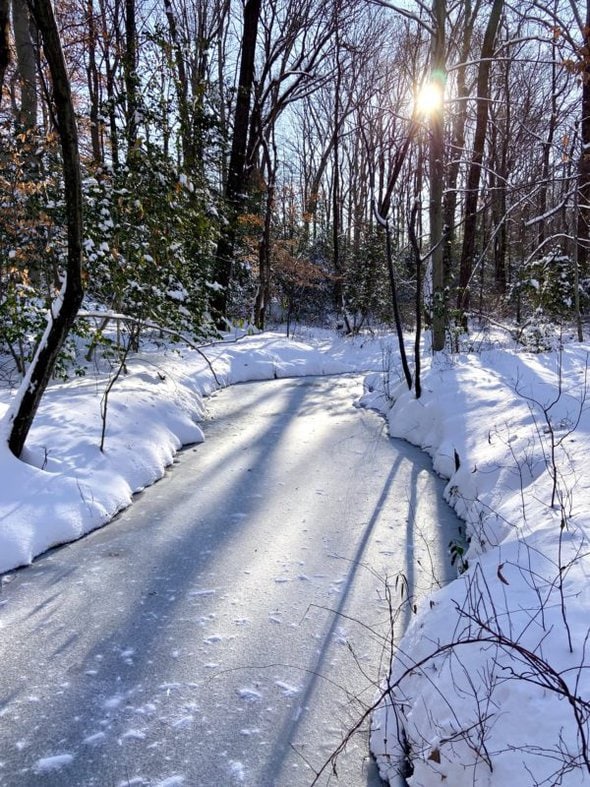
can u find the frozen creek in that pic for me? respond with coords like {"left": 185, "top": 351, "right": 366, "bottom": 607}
{"left": 0, "top": 375, "right": 461, "bottom": 786}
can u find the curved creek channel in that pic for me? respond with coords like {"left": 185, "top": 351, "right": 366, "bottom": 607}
{"left": 0, "top": 375, "right": 462, "bottom": 787}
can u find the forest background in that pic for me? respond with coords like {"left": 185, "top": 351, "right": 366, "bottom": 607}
{"left": 0, "top": 0, "right": 589, "bottom": 443}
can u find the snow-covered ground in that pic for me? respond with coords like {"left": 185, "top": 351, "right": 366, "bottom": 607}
{"left": 1, "top": 326, "right": 590, "bottom": 785}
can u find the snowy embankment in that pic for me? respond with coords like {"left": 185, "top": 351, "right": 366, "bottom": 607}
{"left": 2, "top": 328, "right": 590, "bottom": 785}
{"left": 364, "top": 345, "right": 590, "bottom": 786}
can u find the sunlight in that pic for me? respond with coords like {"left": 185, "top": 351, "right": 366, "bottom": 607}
{"left": 415, "top": 80, "right": 443, "bottom": 116}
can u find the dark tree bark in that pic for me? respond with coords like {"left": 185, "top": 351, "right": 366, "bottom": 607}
{"left": 442, "top": 0, "right": 475, "bottom": 287}
{"left": 456, "top": 0, "right": 504, "bottom": 321}
{"left": 85, "top": 0, "right": 102, "bottom": 164}
{"left": 212, "top": 0, "right": 262, "bottom": 322}
{"left": 12, "top": 0, "right": 38, "bottom": 128}
{"left": 5, "top": 0, "right": 84, "bottom": 458}
{"left": 332, "top": 12, "right": 344, "bottom": 315}
{"left": 164, "top": 0, "right": 195, "bottom": 170}
{"left": 0, "top": 0, "right": 10, "bottom": 100}
{"left": 489, "top": 45, "right": 510, "bottom": 294}
{"left": 578, "top": 0, "right": 590, "bottom": 273}
{"left": 123, "top": 0, "right": 138, "bottom": 160}
{"left": 430, "top": 0, "right": 446, "bottom": 351}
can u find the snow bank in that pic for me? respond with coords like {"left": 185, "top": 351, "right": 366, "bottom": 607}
{"left": 365, "top": 345, "right": 590, "bottom": 786}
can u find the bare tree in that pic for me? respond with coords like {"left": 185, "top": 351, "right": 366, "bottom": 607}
{"left": 456, "top": 0, "right": 504, "bottom": 326}
{"left": 123, "top": 0, "right": 138, "bottom": 159}
{"left": 212, "top": 0, "right": 262, "bottom": 323}
{"left": 4, "top": 0, "right": 84, "bottom": 457}
{"left": 577, "top": 0, "right": 590, "bottom": 273}
{"left": 429, "top": 0, "right": 446, "bottom": 351}
{"left": 0, "top": 0, "right": 9, "bottom": 101}
{"left": 12, "top": 0, "right": 37, "bottom": 128}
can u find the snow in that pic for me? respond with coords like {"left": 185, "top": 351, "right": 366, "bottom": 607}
{"left": 33, "top": 753, "right": 75, "bottom": 772}
{"left": 363, "top": 341, "right": 590, "bottom": 785}
{"left": 1, "top": 326, "right": 590, "bottom": 784}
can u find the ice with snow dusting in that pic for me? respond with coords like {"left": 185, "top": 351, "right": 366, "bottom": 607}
{"left": 33, "top": 753, "right": 74, "bottom": 772}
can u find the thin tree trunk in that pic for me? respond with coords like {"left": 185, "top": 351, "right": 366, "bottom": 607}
{"left": 456, "top": 0, "right": 504, "bottom": 321}
{"left": 254, "top": 135, "right": 276, "bottom": 330}
{"left": 5, "top": 0, "right": 84, "bottom": 458}
{"left": 86, "top": 0, "right": 102, "bottom": 164}
{"left": 577, "top": 0, "right": 590, "bottom": 274}
{"left": 492, "top": 45, "right": 510, "bottom": 293}
{"left": 430, "top": 0, "right": 446, "bottom": 351}
{"left": 98, "top": 0, "right": 120, "bottom": 169}
{"left": 0, "top": 0, "right": 10, "bottom": 101}
{"left": 163, "top": 0, "right": 194, "bottom": 170}
{"left": 12, "top": 0, "right": 37, "bottom": 128}
{"left": 442, "top": 0, "right": 474, "bottom": 287}
{"left": 333, "top": 18, "right": 343, "bottom": 314}
{"left": 124, "top": 0, "right": 138, "bottom": 160}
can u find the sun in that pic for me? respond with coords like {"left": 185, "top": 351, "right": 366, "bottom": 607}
{"left": 415, "top": 81, "right": 444, "bottom": 116}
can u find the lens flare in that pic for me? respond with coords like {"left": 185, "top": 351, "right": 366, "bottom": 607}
{"left": 415, "top": 81, "right": 443, "bottom": 116}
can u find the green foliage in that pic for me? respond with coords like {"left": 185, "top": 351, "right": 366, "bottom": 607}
{"left": 343, "top": 227, "right": 391, "bottom": 324}
{"left": 0, "top": 127, "right": 68, "bottom": 376}
{"left": 0, "top": 126, "right": 219, "bottom": 381}
{"left": 517, "top": 251, "right": 583, "bottom": 319}
{"left": 84, "top": 143, "right": 218, "bottom": 339}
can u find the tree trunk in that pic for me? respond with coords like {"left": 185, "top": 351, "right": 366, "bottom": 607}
{"left": 124, "top": 0, "right": 138, "bottom": 160}
{"left": 577, "top": 0, "right": 590, "bottom": 274}
{"left": 430, "top": 0, "right": 446, "bottom": 352}
{"left": 86, "top": 0, "right": 102, "bottom": 164}
{"left": 456, "top": 0, "right": 504, "bottom": 321}
{"left": 4, "top": 0, "right": 84, "bottom": 458}
{"left": 164, "top": 0, "right": 195, "bottom": 170}
{"left": 442, "top": 0, "right": 474, "bottom": 288}
{"left": 212, "top": 0, "right": 262, "bottom": 322}
{"left": 12, "top": 0, "right": 37, "bottom": 128}
{"left": 254, "top": 135, "right": 276, "bottom": 330}
{"left": 332, "top": 17, "right": 343, "bottom": 314}
{"left": 98, "top": 0, "right": 120, "bottom": 169}
{"left": 0, "top": 0, "right": 10, "bottom": 101}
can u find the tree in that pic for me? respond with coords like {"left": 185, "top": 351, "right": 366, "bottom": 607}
{"left": 429, "top": 0, "right": 446, "bottom": 351}
{"left": 3, "top": 0, "right": 84, "bottom": 458}
{"left": 12, "top": 0, "right": 37, "bottom": 129}
{"left": 0, "top": 0, "right": 9, "bottom": 101}
{"left": 123, "top": 0, "right": 138, "bottom": 159}
{"left": 212, "top": 0, "right": 262, "bottom": 323}
{"left": 577, "top": 0, "right": 590, "bottom": 273}
{"left": 456, "top": 0, "right": 504, "bottom": 325}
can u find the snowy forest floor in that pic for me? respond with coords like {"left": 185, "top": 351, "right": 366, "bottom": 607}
{"left": 1, "top": 323, "right": 590, "bottom": 785}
